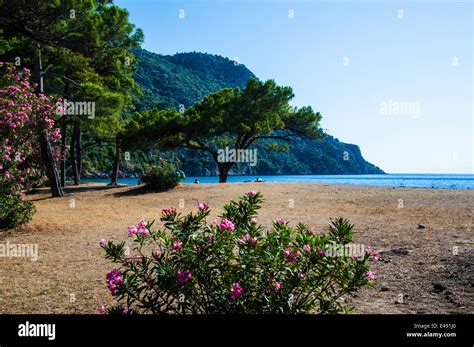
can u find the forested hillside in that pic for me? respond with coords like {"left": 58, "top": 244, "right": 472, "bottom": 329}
{"left": 82, "top": 48, "right": 384, "bottom": 177}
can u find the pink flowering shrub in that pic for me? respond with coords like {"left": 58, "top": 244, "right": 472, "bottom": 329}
{"left": 0, "top": 63, "right": 61, "bottom": 229}
{"left": 102, "top": 192, "right": 377, "bottom": 314}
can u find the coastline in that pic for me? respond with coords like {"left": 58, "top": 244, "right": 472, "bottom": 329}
{"left": 80, "top": 173, "right": 474, "bottom": 189}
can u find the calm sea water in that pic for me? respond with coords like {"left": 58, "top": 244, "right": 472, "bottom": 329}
{"left": 82, "top": 174, "right": 474, "bottom": 189}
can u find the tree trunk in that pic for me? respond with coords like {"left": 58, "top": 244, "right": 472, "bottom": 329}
{"left": 39, "top": 131, "right": 64, "bottom": 197}
{"left": 60, "top": 117, "right": 67, "bottom": 187}
{"left": 76, "top": 123, "right": 82, "bottom": 181}
{"left": 71, "top": 122, "right": 80, "bottom": 185}
{"left": 110, "top": 136, "right": 120, "bottom": 185}
{"left": 217, "top": 162, "right": 233, "bottom": 183}
{"left": 59, "top": 81, "right": 70, "bottom": 187}
{"left": 34, "top": 43, "right": 64, "bottom": 197}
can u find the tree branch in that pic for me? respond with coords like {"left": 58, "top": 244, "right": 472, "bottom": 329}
{"left": 244, "top": 134, "right": 293, "bottom": 149}
{"left": 43, "top": 72, "right": 82, "bottom": 87}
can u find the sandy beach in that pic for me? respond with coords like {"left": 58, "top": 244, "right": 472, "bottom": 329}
{"left": 0, "top": 182, "right": 472, "bottom": 314}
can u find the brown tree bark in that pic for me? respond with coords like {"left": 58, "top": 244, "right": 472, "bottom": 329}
{"left": 34, "top": 43, "right": 63, "bottom": 197}
{"left": 59, "top": 81, "right": 70, "bottom": 187}
{"left": 76, "top": 123, "right": 82, "bottom": 181}
{"left": 110, "top": 136, "right": 120, "bottom": 185}
{"left": 60, "top": 117, "right": 67, "bottom": 187}
{"left": 39, "top": 131, "right": 64, "bottom": 197}
{"left": 71, "top": 122, "right": 80, "bottom": 185}
{"left": 217, "top": 162, "right": 233, "bottom": 183}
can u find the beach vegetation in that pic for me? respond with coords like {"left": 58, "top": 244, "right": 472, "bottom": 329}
{"left": 101, "top": 192, "right": 377, "bottom": 314}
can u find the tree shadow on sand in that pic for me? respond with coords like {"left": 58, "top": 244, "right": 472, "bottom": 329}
{"left": 111, "top": 184, "right": 174, "bottom": 197}
{"left": 63, "top": 185, "right": 121, "bottom": 194}
{"left": 27, "top": 184, "right": 121, "bottom": 201}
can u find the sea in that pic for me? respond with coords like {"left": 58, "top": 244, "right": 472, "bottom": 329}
{"left": 81, "top": 174, "right": 474, "bottom": 189}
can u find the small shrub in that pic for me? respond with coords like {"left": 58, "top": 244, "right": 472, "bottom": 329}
{"left": 140, "top": 161, "right": 184, "bottom": 191}
{"left": 101, "top": 192, "right": 378, "bottom": 314}
{"left": 0, "top": 193, "right": 36, "bottom": 229}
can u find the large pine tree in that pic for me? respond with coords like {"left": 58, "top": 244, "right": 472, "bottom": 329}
{"left": 0, "top": 0, "right": 142, "bottom": 195}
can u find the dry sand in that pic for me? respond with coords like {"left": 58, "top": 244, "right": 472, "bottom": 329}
{"left": 0, "top": 182, "right": 472, "bottom": 314}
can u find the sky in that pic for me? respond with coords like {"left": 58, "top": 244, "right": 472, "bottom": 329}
{"left": 116, "top": 0, "right": 473, "bottom": 174}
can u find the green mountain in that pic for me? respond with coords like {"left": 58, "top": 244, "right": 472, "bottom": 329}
{"left": 82, "top": 48, "right": 384, "bottom": 177}
{"left": 133, "top": 48, "right": 255, "bottom": 111}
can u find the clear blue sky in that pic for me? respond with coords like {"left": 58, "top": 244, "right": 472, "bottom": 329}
{"left": 116, "top": 0, "right": 473, "bottom": 174}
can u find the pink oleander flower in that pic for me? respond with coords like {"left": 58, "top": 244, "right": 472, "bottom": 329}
{"left": 161, "top": 207, "right": 176, "bottom": 221}
{"left": 99, "top": 239, "right": 106, "bottom": 247}
{"left": 240, "top": 234, "right": 251, "bottom": 243}
{"left": 276, "top": 218, "right": 285, "bottom": 225}
{"left": 177, "top": 270, "right": 192, "bottom": 285}
{"left": 106, "top": 269, "right": 124, "bottom": 295}
{"left": 198, "top": 202, "right": 209, "bottom": 211}
{"left": 299, "top": 272, "right": 305, "bottom": 279}
{"left": 240, "top": 234, "right": 258, "bottom": 246}
{"left": 248, "top": 191, "right": 257, "bottom": 197}
{"left": 173, "top": 241, "right": 183, "bottom": 250}
{"left": 136, "top": 219, "right": 149, "bottom": 236}
{"left": 273, "top": 282, "right": 281, "bottom": 291}
{"left": 162, "top": 207, "right": 175, "bottom": 214}
{"left": 251, "top": 217, "right": 258, "bottom": 224}
{"left": 364, "top": 246, "right": 373, "bottom": 255}
{"left": 317, "top": 250, "right": 326, "bottom": 256}
{"left": 135, "top": 256, "right": 142, "bottom": 264}
{"left": 303, "top": 244, "right": 311, "bottom": 253}
{"left": 364, "top": 271, "right": 376, "bottom": 281}
{"left": 128, "top": 225, "right": 138, "bottom": 236}
{"left": 210, "top": 219, "right": 217, "bottom": 227}
{"left": 153, "top": 251, "right": 161, "bottom": 259}
{"left": 230, "top": 283, "right": 244, "bottom": 300}
{"left": 138, "top": 218, "right": 147, "bottom": 229}
{"left": 295, "top": 251, "right": 302, "bottom": 257}
{"left": 309, "top": 228, "right": 315, "bottom": 235}
{"left": 99, "top": 305, "right": 106, "bottom": 314}
{"left": 284, "top": 247, "right": 298, "bottom": 263}
{"left": 52, "top": 128, "right": 61, "bottom": 138}
{"left": 371, "top": 252, "right": 381, "bottom": 261}
{"left": 138, "top": 227, "right": 149, "bottom": 236}
{"left": 220, "top": 218, "right": 235, "bottom": 231}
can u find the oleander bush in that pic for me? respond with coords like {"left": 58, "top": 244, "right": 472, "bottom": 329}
{"left": 0, "top": 63, "right": 60, "bottom": 230}
{"left": 101, "top": 192, "right": 378, "bottom": 314}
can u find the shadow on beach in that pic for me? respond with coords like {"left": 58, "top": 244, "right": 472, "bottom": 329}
{"left": 26, "top": 183, "right": 122, "bottom": 201}
{"left": 110, "top": 184, "right": 165, "bottom": 197}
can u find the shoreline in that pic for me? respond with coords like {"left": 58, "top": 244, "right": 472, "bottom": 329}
{"left": 77, "top": 180, "right": 472, "bottom": 190}
{"left": 79, "top": 173, "right": 474, "bottom": 190}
